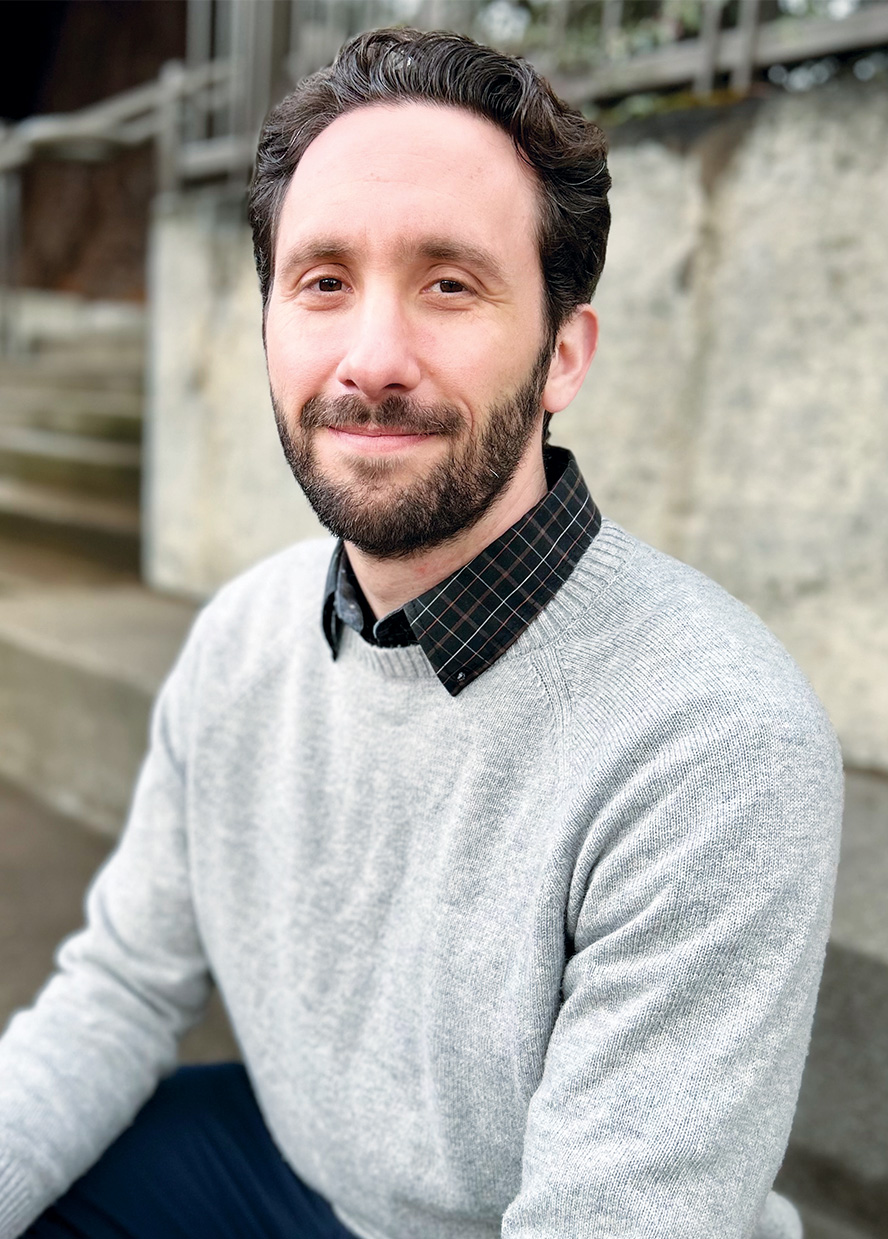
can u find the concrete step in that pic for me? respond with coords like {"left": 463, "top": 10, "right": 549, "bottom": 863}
{"left": 6, "top": 290, "right": 145, "bottom": 352}
{"left": 0, "top": 386, "right": 142, "bottom": 443}
{"left": 0, "top": 584, "right": 196, "bottom": 835}
{"left": 0, "top": 774, "right": 239, "bottom": 1064}
{"left": 27, "top": 340, "right": 146, "bottom": 374}
{"left": 0, "top": 425, "right": 141, "bottom": 500}
{"left": 797, "top": 1206, "right": 878, "bottom": 1239}
{"left": 0, "top": 534, "right": 140, "bottom": 594}
{"left": 0, "top": 354, "right": 143, "bottom": 394}
{"left": 2, "top": 293, "right": 145, "bottom": 399}
{"left": 0, "top": 478, "right": 140, "bottom": 571}
{"left": 0, "top": 292, "right": 146, "bottom": 564}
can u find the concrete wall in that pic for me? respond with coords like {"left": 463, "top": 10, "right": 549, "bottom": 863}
{"left": 144, "top": 191, "right": 324, "bottom": 600}
{"left": 145, "top": 78, "right": 888, "bottom": 773}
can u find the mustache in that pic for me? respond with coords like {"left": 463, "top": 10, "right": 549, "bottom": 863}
{"left": 299, "top": 394, "right": 462, "bottom": 436}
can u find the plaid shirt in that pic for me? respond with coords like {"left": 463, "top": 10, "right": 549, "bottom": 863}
{"left": 322, "top": 446, "right": 601, "bottom": 696}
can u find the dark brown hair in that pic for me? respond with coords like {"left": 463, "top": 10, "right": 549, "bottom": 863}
{"left": 249, "top": 27, "right": 611, "bottom": 341}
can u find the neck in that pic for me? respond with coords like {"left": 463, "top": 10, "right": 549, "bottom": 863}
{"left": 347, "top": 447, "right": 548, "bottom": 620}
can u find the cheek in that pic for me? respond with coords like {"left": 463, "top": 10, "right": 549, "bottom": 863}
{"left": 433, "top": 330, "right": 541, "bottom": 413}
{"left": 418, "top": 320, "right": 513, "bottom": 388}
{"left": 265, "top": 308, "right": 339, "bottom": 398}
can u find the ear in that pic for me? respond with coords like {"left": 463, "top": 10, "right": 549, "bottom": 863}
{"left": 541, "top": 305, "right": 598, "bottom": 415}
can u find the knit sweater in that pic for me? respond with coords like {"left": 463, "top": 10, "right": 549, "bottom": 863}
{"left": 0, "top": 522, "right": 842, "bottom": 1239}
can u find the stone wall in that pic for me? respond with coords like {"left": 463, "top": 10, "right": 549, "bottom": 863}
{"left": 144, "top": 78, "right": 888, "bottom": 772}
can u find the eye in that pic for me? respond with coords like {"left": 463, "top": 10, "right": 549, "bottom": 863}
{"left": 435, "top": 279, "right": 467, "bottom": 294}
{"left": 317, "top": 277, "right": 343, "bottom": 292}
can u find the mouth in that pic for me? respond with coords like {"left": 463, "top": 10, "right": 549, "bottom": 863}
{"left": 324, "top": 425, "right": 439, "bottom": 455}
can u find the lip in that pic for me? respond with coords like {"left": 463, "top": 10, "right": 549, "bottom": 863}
{"left": 325, "top": 426, "right": 438, "bottom": 454}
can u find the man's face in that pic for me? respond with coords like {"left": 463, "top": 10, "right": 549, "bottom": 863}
{"left": 264, "top": 102, "right": 552, "bottom": 558}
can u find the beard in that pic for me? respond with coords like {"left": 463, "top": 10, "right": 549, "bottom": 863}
{"left": 272, "top": 347, "right": 551, "bottom": 559}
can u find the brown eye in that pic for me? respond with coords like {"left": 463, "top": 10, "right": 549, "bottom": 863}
{"left": 437, "top": 280, "right": 465, "bottom": 293}
{"left": 318, "top": 278, "right": 342, "bottom": 292}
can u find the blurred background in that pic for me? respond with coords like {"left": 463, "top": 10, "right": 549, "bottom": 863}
{"left": 0, "top": 1, "right": 886, "bottom": 1235}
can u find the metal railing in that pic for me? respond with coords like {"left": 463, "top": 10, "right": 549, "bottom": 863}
{"left": 175, "top": 0, "right": 888, "bottom": 165}
{"left": 539, "top": 0, "right": 888, "bottom": 103}
{"left": 2, "top": 0, "right": 887, "bottom": 353}
{"left": 0, "top": 60, "right": 237, "bottom": 353}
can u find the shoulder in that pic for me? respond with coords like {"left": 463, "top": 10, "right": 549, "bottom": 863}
{"left": 560, "top": 522, "right": 825, "bottom": 712}
{"left": 200, "top": 536, "right": 334, "bottom": 639}
{"left": 541, "top": 526, "right": 843, "bottom": 890}
{"left": 162, "top": 537, "right": 336, "bottom": 707}
{"left": 543, "top": 522, "right": 841, "bottom": 795}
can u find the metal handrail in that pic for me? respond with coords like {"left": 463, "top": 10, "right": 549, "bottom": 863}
{"left": 0, "top": 60, "right": 234, "bottom": 176}
{"left": 0, "top": 59, "right": 237, "bottom": 355}
{"left": 549, "top": 1, "right": 888, "bottom": 105}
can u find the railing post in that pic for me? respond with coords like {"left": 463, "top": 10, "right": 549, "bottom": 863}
{"left": 157, "top": 60, "right": 186, "bottom": 195}
{"left": 186, "top": 0, "right": 213, "bottom": 140}
{"left": 288, "top": 0, "right": 303, "bottom": 80}
{"left": 601, "top": 0, "right": 624, "bottom": 60}
{"left": 548, "top": 0, "right": 570, "bottom": 59}
{"left": 731, "top": 0, "right": 761, "bottom": 93}
{"left": 0, "top": 165, "right": 22, "bottom": 357}
{"left": 227, "top": 0, "right": 270, "bottom": 183}
{"left": 694, "top": 0, "right": 726, "bottom": 95}
{"left": 250, "top": 0, "right": 276, "bottom": 134}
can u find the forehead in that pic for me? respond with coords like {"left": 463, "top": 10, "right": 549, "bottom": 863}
{"left": 274, "top": 101, "right": 542, "bottom": 272}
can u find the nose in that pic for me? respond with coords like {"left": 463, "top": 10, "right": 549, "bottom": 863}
{"left": 334, "top": 293, "right": 422, "bottom": 404}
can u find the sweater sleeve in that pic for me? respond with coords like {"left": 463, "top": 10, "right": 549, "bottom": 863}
{"left": 0, "top": 616, "right": 212, "bottom": 1239}
{"left": 501, "top": 696, "right": 843, "bottom": 1239}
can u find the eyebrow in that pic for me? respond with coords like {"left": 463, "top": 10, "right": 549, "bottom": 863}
{"left": 276, "top": 240, "right": 356, "bottom": 284}
{"left": 275, "top": 236, "right": 508, "bottom": 287}
{"left": 411, "top": 239, "right": 507, "bottom": 286}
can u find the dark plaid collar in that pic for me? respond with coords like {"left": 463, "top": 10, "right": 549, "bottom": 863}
{"left": 322, "top": 446, "right": 601, "bottom": 696}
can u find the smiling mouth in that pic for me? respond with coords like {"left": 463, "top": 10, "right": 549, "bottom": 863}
{"left": 331, "top": 425, "right": 431, "bottom": 437}
{"left": 324, "top": 425, "right": 440, "bottom": 455}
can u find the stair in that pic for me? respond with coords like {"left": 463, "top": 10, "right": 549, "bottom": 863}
{"left": 797, "top": 1208, "right": 878, "bottom": 1239}
{"left": 0, "top": 584, "right": 196, "bottom": 835}
{"left": 0, "top": 293, "right": 145, "bottom": 572}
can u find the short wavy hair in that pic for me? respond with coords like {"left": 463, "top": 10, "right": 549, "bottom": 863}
{"left": 249, "top": 27, "right": 611, "bottom": 341}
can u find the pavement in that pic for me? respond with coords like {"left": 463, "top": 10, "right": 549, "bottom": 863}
{"left": 0, "top": 533, "right": 197, "bottom": 835}
{"left": 0, "top": 772, "right": 238, "bottom": 1065}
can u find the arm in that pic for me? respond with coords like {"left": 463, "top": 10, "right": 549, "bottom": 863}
{"left": 0, "top": 621, "right": 212, "bottom": 1239}
{"left": 502, "top": 703, "right": 843, "bottom": 1239}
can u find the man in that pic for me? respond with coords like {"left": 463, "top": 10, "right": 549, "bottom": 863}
{"left": 0, "top": 28, "right": 841, "bottom": 1239}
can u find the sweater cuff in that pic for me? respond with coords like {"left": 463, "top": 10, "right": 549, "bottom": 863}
{"left": 0, "top": 1154, "right": 41, "bottom": 1239}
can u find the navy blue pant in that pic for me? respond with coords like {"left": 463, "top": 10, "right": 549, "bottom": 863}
{"left": 27, "top": 1063, "right": 360, "bottom": 1238}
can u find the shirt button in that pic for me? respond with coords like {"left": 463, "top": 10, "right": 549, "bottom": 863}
{"left": 456, "top": 671, "right": 466, "bottom": 683}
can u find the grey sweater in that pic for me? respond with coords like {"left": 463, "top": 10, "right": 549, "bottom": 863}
{"left": 0, "top": 523, "right": 842, "bottom": 1239}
